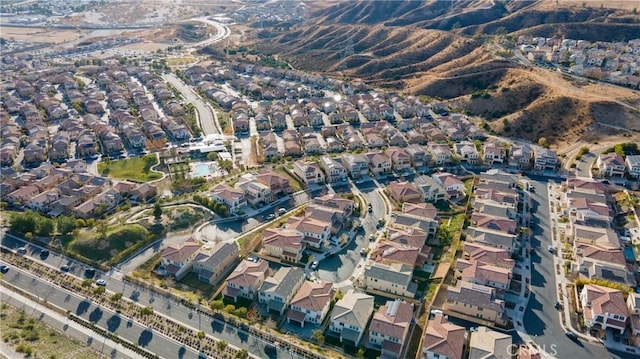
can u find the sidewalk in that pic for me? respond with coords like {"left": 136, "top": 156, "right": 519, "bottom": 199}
{"left": 0, "top": 286, "right": 144, "bottom": 359}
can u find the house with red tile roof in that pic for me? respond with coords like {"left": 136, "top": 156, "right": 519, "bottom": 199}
{"left": 471, "top": 213, "right": 519, "bottom": 235}
{"left": 580, "top": 284, "right": 628, "bottom": 335}
{"left": 462, "top": 242, "right": 515, "bottom": 270}
{"left": 262, "top": 228, "right": 304, "bottom": 263}
{"left": 212, "top": 183, "right": 246, "bottom": 214}
{"left": 421, "top": 313, "right": 465, "bottom": 359}
{"left": 387, "top": 181, "right": 423, "bottom": 204}
{"left": 160, "top": 238, "right": 202, "bottom": 280}
{"left": 287, "top": 281, "right": 334, "bottom": 328}
{"left": 286, "top": 216, "right": 331, "bottom": 250}
{"left": 468, "top": 326, "right": 512, "bottom": 359}
{"left": 455, "top": 258, "right": 512, "bottom": 297}
{"left": 374, "top": 241, "right": 427, "bottom": 269}
{"left": 597, "top": 152, "right": 626, "bottom": 177}
{"left": 223, "top": 258, "right": 269, "bottom": 303}
{"left": 368, "top": 299, "right": 414, "bottom": 359}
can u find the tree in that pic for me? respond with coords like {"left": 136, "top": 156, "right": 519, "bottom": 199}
{"left": 210, "top": 300, "right": 224, "bottom": 311}
{"left": 140, "top": 306, "right": 154, "bottom": 316}
{"left": 537, "top": 137, "right": 548, "bottom": 148}
{"left": 437, "top": 225, "right": 454, "bottom": 246}
{"left": 235, "top": 349, "right": 248, "bottom": 359}
{"left": 153, "top": 202, "right": 163, "bottom": 221}
{"left": 56, "top": 216, "right": 77, "bottom": 236}
{"left": 311, "top": 329, "right": 325, "bottom": 344}
{"left": 110, "top": 292, "right": 123, "bottom": 302}
{"left": 93, "top": 286, "right": 106, "bottom": 295}
{"left": 216, "top": 340, "right": 227, "bottom": 352}
{"left": 197, "top": 331, "right": 205, "bottom": 340}
{"left": 35, "top": 218, "right": 55, "bottom": 237}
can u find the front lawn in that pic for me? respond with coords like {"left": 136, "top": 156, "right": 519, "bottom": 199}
{"left": 98, "top": 155, "right": 162, "bottom": 182}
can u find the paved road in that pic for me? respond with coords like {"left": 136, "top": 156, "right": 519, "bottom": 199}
{"left": 523, "top": 178, "right": 632, "bottom": 359}
{"left": 163, "top": 73, "right": 220, "bottom": 136}
{"left": 1, "top": 233, "right": 302, "bottom": 359}
{"left": 1, "top": 266, "right": 204, "bottom": 359}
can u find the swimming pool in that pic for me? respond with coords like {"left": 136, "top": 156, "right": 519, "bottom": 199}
{"left": 192, "top": 163, "right": 213, "bottom": 177}
{"left": 624, "top": 246, "right": 636, "bottom": 262}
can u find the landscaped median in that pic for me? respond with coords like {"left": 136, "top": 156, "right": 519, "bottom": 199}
{"left": 0, "top": 250, "right": 246, "bottom": 359}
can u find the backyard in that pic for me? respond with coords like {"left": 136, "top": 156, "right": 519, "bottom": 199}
{"left": 97, "top": 155, "right": 162, "bottom": 182}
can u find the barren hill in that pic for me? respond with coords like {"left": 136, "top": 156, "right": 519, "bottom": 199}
{"left": 249, "top": 0, "right": 640, "bottom": 149}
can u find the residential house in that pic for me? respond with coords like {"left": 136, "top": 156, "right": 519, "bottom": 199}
{"left": 131, "top": 183, "right": 157, "bottom": 203}
{"left": 390, "top": 211, "right": 439, "bottom": 240}
{"left": 428, "top": 143, "right": 452, "bottom": 165}
{"left": 473, "top": 199, "right": 517, "bottom": 220}
{"left": 470, "top": 213, "right": 518, "bottom": 235}
{"left": 454, "top": 141, "right": 480, "bottom": 165}
{"left": 509, "top": 144, "right": 532, "bottom": 170}
{"left": 258, "top": 267, "right": 305, "bottom": 315}
{"left": 262, "top": 228, "right": 304, "bottom": 263}
{"left": 455, "top": 259, "right": 512, "bottom": 297}
{"left": 415, "top": 175, "right": 447, "bottom": 202}
{"left": 580, "top": 284, "right": 627, "bottom": 335}
{"left": 374, "top": 241, "right": 427, "bottom": 269}
{"left": 533, "top": 146, "right": 558, "bottom": 171}
{"left": 466, "top": 226, "right": 518, "bottom": 254}
{"left": 406, "top": 145, "right": 427, "bottom": 167}
{"left": 212, "top": 183, "right": 246, "bottom": 214}
{"left": 421, "top": 313, "right": 465, "bottom": 359}
{"left": 368, "top": 299, "right": 414, "bottom": 359}
{"left": 387, "top": 181, "right": 423, "bottom": 204}
{"left": 445, "top": 281, "right": 508, "bottom": 326}
{"left": 483, "top": 142, "right": 506, "bottom": 166}
{"left": 27, "top": 189, "right": 60, "bottom": 212}
{"left": 365, "top": 151, "right": 392, "bottom": 177}
{"left": 597, "top": 153, "right": 626, "bottom": 177}
{"left": 626, "top": 155, "right": 640, "bottom": 178}
{"left": 286, "top": 216, "right": 331, "bottom": 250}
{"left": 364, "top": 262, "right": 416, "bottom": 298}
{"left": 341, "top": 154, "right": 369, "bottom": 179}
{"left": 386, "top": 147, "right": 412, "bottom": 172}
{"left": 432, "top": 173, "right": 466, "bottom": 200}
{"left": 293, "top": 160, "right": 325, "bottom": 185}
{"left": 193, "top": 242, "right": 239, "bottom": 285}
{"left": 160, "top": 238, "right": 202, "bottom": 280}
{"left": 468, "top": 326, "right": 512, "bottom": 359}
{"left": 6, "top": 186, "right": 40, "bottom": 205}
{"left": 223, "top": 258, "right": 269, "bottom": 303}
{"left": 236, "top": 180, "right": 272, "bottom": 207}
{"left": 329, "top": 290, "right": 374, "bottom": 346}
{"left": 312, "top": 193, "right": 354, "bottom": 218}
{"left": 319, "top": 156, "right": 347, "bottom": 183}
{"left": 287, "top": 281, "right": 334, "bottom": 327}
{"left": 256, "top": 169, "right": 291, "bottom": 197}
{"left": 627, "top": 293, "right": 640, "bottom": 346}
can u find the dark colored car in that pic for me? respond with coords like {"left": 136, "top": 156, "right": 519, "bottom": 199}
{"left": 84, "top": 268, "right": 96, "bottom": 278}
{"left": 39, "top": 249, "right": 49, "bottom": 259}
{"left": 565, "top": 332, "right": 578, "bottom": 340}
{"left": 0, "top": 264, "right": 9, "bottom": 273}
{"left": 61, "top": 265, "right": 70, "bottom": 272}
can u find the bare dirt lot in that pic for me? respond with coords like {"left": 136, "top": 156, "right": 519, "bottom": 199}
{"left": 0, "top": 26, "right": 81, "bottom": 44}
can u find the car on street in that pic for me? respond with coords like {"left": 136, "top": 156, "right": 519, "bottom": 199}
{"left": 367, "top": 204, "right": 373, "bottom": 213}
{"left": 39, "top": 249, "right": 49, "bottom": 259}
{"left": 565, "top": 331, "right": 578, "bottom": 340}
{"left": 360, "top": 248, "right": 367, "bottom": 256}
{"left": 554, "top": 301, "right": 563, "bottom": 310}
{"left": 266, "top": 213, "right": 275, "bottom": 220}
{"left": 95, "top": 279, "right": 107, "bottom": 286}
{"left": 528, "top": 185, "right": 535, "bottom": 192}
{"left": 17, "top": 247, "right": 27, "bottom": 254}
{"left": 310, "top": 261, "right": 318, "bottom": 270}
{"left": 60, "top": 265, "right": 70, "bottom": 272}
{"left": 278, "top": 208, "right": 287, "bottom": 215}
{"left": 0, "top": 264, "right": 9, "bottom": 273}
{"left": 547, "top": 245, "right": 555, "bottom": 253}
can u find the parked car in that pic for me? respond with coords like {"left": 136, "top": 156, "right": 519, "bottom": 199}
{"left": 565, "top": 332, "right": 578, "bottom": 340}
{"left": 310, "top": 261, "right": 318, "bottom": 270}
{"left": 95, "top": 279, "right": 107, "bottom": 286}
{"left": 0, "top": 264, "right": 9, "bottom": 273}
{"left": 547, "top": 245, "right": 555, "bottom": 253}
{"left": 17, "top": 247, "right": 27, "bottom": 255}
{"left": 60, "top": 265, "right": 70, "bottom": 272}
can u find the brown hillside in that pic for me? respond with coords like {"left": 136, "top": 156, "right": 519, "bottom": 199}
{"left": 244, "top": 0, "right": 640, "bottom": 150}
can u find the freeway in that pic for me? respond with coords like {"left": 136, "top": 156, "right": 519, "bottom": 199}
{"left": 163, "top": 73, "right": 221, "bottom": 136}
{"left": 522, "top": 178, "right": 634, "bottom": 359}
{"left": 1, "top": 233, "right": 301, "bottom": 359}
{"left": 1, "top": 265, "right": 204, "bottom": 359}
{"left": 188, "top": 17, "right": 231, "bottom": 50}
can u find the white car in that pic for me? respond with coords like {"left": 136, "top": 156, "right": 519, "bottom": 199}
{"left": 310, "top": 261, "right": 319, "bottom": 270}
{"left": 96, "top": 279, "right": 107, "bottom": 286}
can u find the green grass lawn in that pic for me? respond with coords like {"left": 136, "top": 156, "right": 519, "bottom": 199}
{"left": 98, "top": 155, "right": 162, "bottom": 182}
{"left": 68, "top": 224, "right": 153, "bottom": 265}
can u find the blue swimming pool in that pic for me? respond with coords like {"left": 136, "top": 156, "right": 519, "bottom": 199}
{"left": 624, "top": 246, "right": 636, "bottom": 262}
{"left": 193, "top": 163, "right": 213, "bottom": 177}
